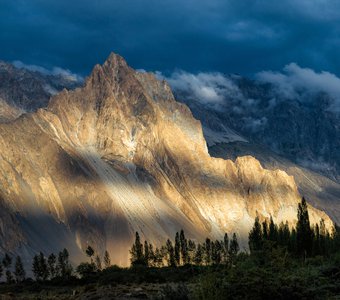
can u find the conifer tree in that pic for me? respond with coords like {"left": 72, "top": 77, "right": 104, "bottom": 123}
{"left": 32, "top": 252, "right": 49, "bottom": 281}
{"left": 148, "top": 243, "right": 155, "bottom": 267}
{"left": 223, "top": 233, "right": 229, "bottom": 263}
{"left": 58, "top": 249, "right": 73, "bottom": 278}
{"left": 144, "top": 241, "right": 150, "bottom": 266}
{"left": 187, "top": 239, "right": 196, "bottom": 264}
{"left": 14, "top": 256, "right": 26, "bottom": 282}
{"left": 130, "top": 232, "right": 145, "bottom": 266}
{"left": 296, "top": 197, "right": 313, "bottom": 257}
{"left": 103, "top": 250, "right": 111, "bottom": 269}
{"left": 194, "top": 244, "right": 203, "bottom": 265}
{"left": 289, "top": 228, "right": 297, "bottom": 253}
{"left": 2, "top": 254, "right": 13, "bottom": 283}
{"left": 5, "top": 270, "right": 14, "bottom": 283}
{"left": 32, "top": 254, "right": 41, "bottom": 281}
{"left": 229, "top": 233, "right": 239, "bottom": 263}
{"left": 268, "top": 216, "right": 278, "bottom": 242}
{"left": 154, "top": 247, "right": 163, "bottom": 267}
{"left": 204, "top": 238, "right": 211, "bottom": 265}
{"left": 249, "top": 216, "right": 263, "bottom": 252}
{"left": 174, "top": 232, "right": 181, "bottom": 266}
{"left": 39, "top": 252, "right": 49, "bottom": 281}
{"left": 211, "top": 241, "right": 217, "bottom": 264}
{"left": 160, "top": 245, "right": 168, "bottom": 266}
{"left": 282, "top": 221, "right": 291, "bottom": 247}
{"left": 180, "top": 230, "right": 188, "bottom": 264}
{"left": 211, "top": 240, "right": 223, "bottom": 265}
{"left": 277, "top": 221, "right": 291, "bottom": 248}
{"left": 47, "top": 253, "right": 57, "bottom": 279}
{"left": 166, "top": 239, "right": 176, "bottom": 267}
{"left": 262, "top": 220, "right": 269, "bottom": 240}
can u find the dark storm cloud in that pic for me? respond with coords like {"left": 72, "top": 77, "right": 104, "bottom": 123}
{"left": 1, "top": 0, "right": 340, "bottom": 76}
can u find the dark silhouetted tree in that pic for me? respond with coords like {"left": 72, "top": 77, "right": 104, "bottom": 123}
{"left": 223, "top": 233, "right": 229, "bottom": 263}
{"left": 296, "top": 197, "right": 313, "bottom": 257}
{"left": 58, "top": 249, "right": 73, "bottom": 278}
{"left": 148, "top": 244, "right": 155, "bottom": 267}
{"left": 130, "top": 232, "right": 145, "bottom": 266}
{"left": 188, "top": 239, "right": 196, "bottom": 264}
{"left": 249, "top": 216, "right": 263, "bottom": 252}
{"left": 104, "top": 250, "right": 111, "bottom": 269}
{"left": 32, "top": 252, "right": 48, "bottom": 281}
{"left": 175, "top": 232, "right": 181, "bottom": 266}
{"left": 229, "top": 233, "right": 239, "bottom": 264}
{"left": 166, "top": 239, "right": 176, "bottom": 267}
{"left": 154, "top": 247, "right": 163, "bottom": 267}
{"left": 14, "top": 256, "right": 25, "bottom": 282}
{"left": 144, "top": 241, "right": 150, "bottom": 266}
{"left": 204, "top": 238, "right": 211, "bottom": 265}
{"left": 180, "top": 230, "right": 188, "bottom": 264}
{"left": 3, "top": 254, "right": 13, "bottom": 283}
{"left": 212, "top": 240, "right": 222, "bottom": 265}
{"left": 32, "top": 255, "right": 40, "bottom": 281}
{"left": 262, "top": 220, "right": 269, "bottom": 240}
{"left": 47, "top": 253, "right": 57, "bottom": 279}
{"left": 39, "top": 252, "right": 49, "bottom": 281}
{"left": 268, "top": 216, "right": 278, "bottom": 242}
{"left": 194, "top": 244, "right": 203, "bottom": 265}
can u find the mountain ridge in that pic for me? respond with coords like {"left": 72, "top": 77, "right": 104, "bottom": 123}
{"left": 0, "top": 53, "right": 333, "bottom": 266}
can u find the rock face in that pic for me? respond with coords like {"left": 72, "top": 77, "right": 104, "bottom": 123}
{"left": 0, "top": 54, "right": 333, "bottom": 266}
{"left": 210, "top": 141, "right": 340, "bottom": 225}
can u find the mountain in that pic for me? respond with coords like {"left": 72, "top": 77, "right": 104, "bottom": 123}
{"left": 0, "top": 54, "right": 333, "bottom": 266}
{"left": 171, "top": 75, "right": 340, "bottom": 224}
{"left": 209, "top": 142, "right": 340, "bottom": 225}
{"left": 0, "top": 61, "right": 81, "bottom": 121}
{"left": 173, "top": 75, "right": 340, "bottom": 182}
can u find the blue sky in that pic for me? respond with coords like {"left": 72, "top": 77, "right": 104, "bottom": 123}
{"left": 1, "top": 0, "right": 340, "bottom": 76}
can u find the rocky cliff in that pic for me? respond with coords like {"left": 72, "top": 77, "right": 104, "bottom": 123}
{"left": 0, "top": 54, "right": 333, "bottom": 266}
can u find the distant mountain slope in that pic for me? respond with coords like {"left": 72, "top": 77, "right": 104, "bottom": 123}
{"left": 172, "top": 75, "right": 340, "bottom": 182}
{"left": 0, "top": 53, "right": 331, "bottom": 266}
{"left": 0, "top": 61, "right": 81, "bottom": 121}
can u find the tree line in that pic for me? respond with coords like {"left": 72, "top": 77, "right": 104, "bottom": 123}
{"left": 0, "top": 197, "right": 338, "bottom": 283}
{"left": 130, "top": 230, "right": 240, "bottom": 267}
{"left": 130, "top": 197, "right": 339, "bottom": 267}
{"left": 248, "top": 197, "right": 339, "bottom": 258}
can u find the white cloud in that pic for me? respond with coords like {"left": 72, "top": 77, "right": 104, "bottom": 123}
{"left": 159, "top": 70, "right": 242, "bottom": 106}
{"left": 12, "top": 60, "right": 83, "bottom": 83}
{"left": 256, "top": 63, "right": 340, "bottom": 110}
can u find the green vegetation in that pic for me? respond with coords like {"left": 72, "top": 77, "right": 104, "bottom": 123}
{"left": 0, "top": 198, "right": 339, "bottom": 299}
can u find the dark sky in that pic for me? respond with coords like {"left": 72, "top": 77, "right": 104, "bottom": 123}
{"left": 1, "top": 0, "right": 340, "bottom": 76}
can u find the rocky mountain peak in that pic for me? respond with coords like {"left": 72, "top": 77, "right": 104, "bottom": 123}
{"left": 0, "top": 53, "right": 333, "bottom": 266}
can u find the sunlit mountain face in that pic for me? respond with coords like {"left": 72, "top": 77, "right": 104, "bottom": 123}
{"left": 0, "top": 1, "right": 339, "bottom": 298}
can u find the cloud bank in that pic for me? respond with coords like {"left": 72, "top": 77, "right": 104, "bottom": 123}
{"left": 162, "top": 71, "right": 242, "bottom": 106}
{"left": 256, "top": 63, "right": 340, "bottom": 111}
{"left": 12, "top": 61, "right": 83, "bottom": 83}
{"left": 162, "top": 63, "right": 340, "bottom": 112}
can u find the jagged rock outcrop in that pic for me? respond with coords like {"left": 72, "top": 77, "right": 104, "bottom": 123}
{"left": 0, "top": 53, "right": 333, "bottom": 266}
